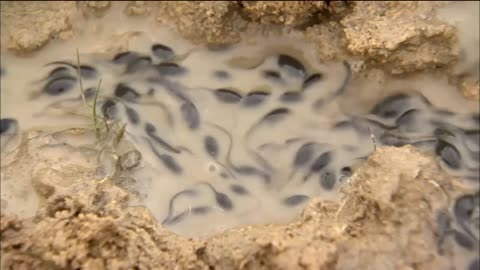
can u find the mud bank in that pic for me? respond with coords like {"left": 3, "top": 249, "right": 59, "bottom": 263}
{"left": 1, "top": 145, "right": 477, "bottom": 270}
{"left": 0, "top": 1, "right": 479, "bottom": 270}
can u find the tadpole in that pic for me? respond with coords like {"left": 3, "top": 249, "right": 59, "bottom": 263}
{"left": 435, "top": 140, "right": 462, "bottom": 170}
{"left": 125, "top": 106, "right": 140, "bottom": 125}
{"left": 155, "top": 63, "right": 187, "bottom": 76}
{"left": 46, "top": 61, "right": 98, "bottom": 79}
{"left": 261, "top": 108, "right": 290, "bottom": 124}
{"left": 242, "top": 91, "right": 270, "bottom": 107}
{"left": 115, "top": 83, "right": 141, "bottom": 101}
{"left": 302, "top": 73, "right": 323, "bottom": 90}
{"left": 302, "top": 151, "right": 332, "bottom": 182}
{"left": 277, "top": 54, "right": 306, "bottom": 77}
{"left": 0, "top": 118, "right": 18, "bottom": 135}
{"left": 204, "top": 135, "right": 219, "bottom": 158}
{"left": 283, "top": 195, "right": 309, "bottom": 207}
{"left": 113, "top": 51, "right": 139, "bottom": 65}
{"left": 126, "top": 56, "right": 152, "bottom": 74}
{"left": 151, "top": 43, "right": 175, "bottom": 60}
{"left": 213, "top": 88, "right": 242, "bottom": 103}
{"left": 44, "top": 76, "right": 77, "bottom": 96}
{"left": 180, "top": 101, "right": 200, "bottom": 129}
{"left": 293, "top": 142, "right": 315, "bottom": 167}
{"left": 197, "top": 182, "right": 234, "bottom": 211}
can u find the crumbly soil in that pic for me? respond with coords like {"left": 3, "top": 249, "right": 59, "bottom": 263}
{"left": 0, "top": 136, "right": 468, "bottom": 270}
{"left": 0, "top": 1, "right": 478, "bottom": 269}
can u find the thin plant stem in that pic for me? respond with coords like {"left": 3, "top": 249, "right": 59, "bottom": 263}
{"left": 93, "top": 78, "right": 102, "bottom": 139}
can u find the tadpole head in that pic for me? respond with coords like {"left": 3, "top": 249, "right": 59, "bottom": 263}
{"left": 215, "top": 192, "right": 233, "bottom": 211}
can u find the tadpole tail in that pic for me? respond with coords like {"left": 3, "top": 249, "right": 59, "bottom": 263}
{"left": 137, "top": 99, "right": 175, "bottom": 128}
{"left": 277, "top": 167, "right": 298, "bottom": 192}
{"left": 246, "top": 146, "right": 274, "bottom": 172}
{"left": 205, "top": 122, "right": 235, "bottom": 169}
{"left": 312, "top": 61, "right": 352, "bottom": 111}
{"left": 144, "top": 124, "right": 181, "bottom": 154}
{"left": 215, "top": 159, "right": 238, "bottom": 180}
{"left": 302, "top": 171, "right": 313, "bottom": 183}
{"left": 161, "top": 189, "right": 197, "bottom": 225}
{"left": 195, "top": 181, "right": 217, "bottom": 194}
{"left": 333, "top": 61, "right": 352, "bottom": 98}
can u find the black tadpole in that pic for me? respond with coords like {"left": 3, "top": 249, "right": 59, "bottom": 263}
{"left": 213, "top": 88, "right": 242, "bottom": 103}
{"left": 151, "top": 43, "right": 175, "bottom": 60}
{"left": 145, "top": 138, "right": 183, "bottom": 174}
{"left": 302, "top": 73, "right": 323, "bottom": 90}
{"left": 233, "top": 165, "right": 271, "bottom": 184}
{"left": 44, "top": 76, "right": 77, "bottom": 96}
{"left": 125, "top": 56, "right": 152, "bottom": 74}
{"left": 283, "top": 195, "right": 309, "bottom": 207}
{"left": 101, "top": 99, "right": 117, "bottom": 120}
{"left": 435, "top": 140, "right": 462, "bottom": 170}
{"left": 0, "top": 118, "right": 18, "bottom": 135}
{"left": 293, "top": 142, "right": 315, "bottom": 167}
{"left": 204, "top": 135, "right": 219, "bottom": 158}
{"left": 113, "top": 51, "right": 139, "bottom": 65}
{"left": 310, "top": 151, "right": 332, "bottom": 172}
{"left": 155, "top": 62, "right": 186, "bottom": 76}
{"left": 229, "top": 184, "right": 249, "bottom": 196}
{"left": 196, "top": 182, "right": 233, "bottom": 211}
{"left": 262, "top": 108, "right": 290, "bottom": 124}
{"left": 114, "top": 83, "right": 141, "bottom": 101}
{"left": 302, "top": 151, "right": 332, "bottom": 182}
{"left": 125, "top": 106, "right": 140, "bottom": 125}
{"left": 370, "top": 93, "right": 411, "bottom": 119}
{"left": 277, "top": 54, "right": 306, "bottom": 77}
{"left": 46, "top": 61, "right": 98, "bottom": 79}
{"left": 280, "top": 92, "right": 302, "bottom": 103}
{"left": 180, "top": 101, "right": 200, "bottom": 130}
{"left": 242, "top": 91, "right": 270, "bottom": 107}
{"left": 47, "top": 66, "right": 70, "bottom": 79}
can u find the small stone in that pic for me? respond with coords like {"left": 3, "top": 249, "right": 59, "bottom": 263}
{"left": 118, "top": 150, "right": 142, "bottom": 170}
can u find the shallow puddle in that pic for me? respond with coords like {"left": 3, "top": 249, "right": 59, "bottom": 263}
{"left": 1, "top": 3, "right": 478, "bottom": 251}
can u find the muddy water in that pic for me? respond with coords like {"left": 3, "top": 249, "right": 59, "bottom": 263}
{"left": 0, "top": 4, "right": 478, "bottom": 258}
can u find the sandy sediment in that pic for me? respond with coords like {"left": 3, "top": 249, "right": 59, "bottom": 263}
{"left": 237, "top": 1, "right": 326, "bottom": 27}
{"left": 454, "top": 76, "right": 480, "bottom": 102}
{"left": 339, "top": 2, "right": 457, "bottom": 74}
{"left": 0, "top": 1, "right": 76, "bottom": 53}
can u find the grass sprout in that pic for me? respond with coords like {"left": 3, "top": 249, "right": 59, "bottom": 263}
{"left": 76, "top": 48, "right": 114, "bottom": 141}
{"left": 93, "top": 78, "right": 103, "bottom": 139}
{"left": 114, "top": 123, "right": 127, "bottom": 147}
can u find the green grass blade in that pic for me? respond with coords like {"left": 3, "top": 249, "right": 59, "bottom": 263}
{"left": 93, "top": 78, "right": 102, "bottom": 140}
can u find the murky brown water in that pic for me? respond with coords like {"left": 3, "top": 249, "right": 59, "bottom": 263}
{"left": 0, "top": 8, "right": 478, "bottom": 269}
